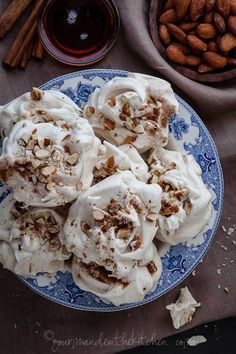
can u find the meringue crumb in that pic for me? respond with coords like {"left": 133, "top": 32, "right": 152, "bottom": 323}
{"left": 224, "top": 287, "right": 229, "bottom": 294}
{"left": 217, "top": 284, "right": 221, "bottom": 289}
{"left": 166, "top": 287, "right": 201, "bottom": 330}
{"left": 187, "top": 335, "right": 207, "bottom": 347}
{"left": 221, "top": 225, "right": 227, "bottom": 232}
{"left": 227, "top": 227, "right": 235, "bottom": 236}
{"left": 216, "top": 268, "right": 221, "bottom": 275}
{"left": 192, "top": 270, "right": 196, "bottom": 276}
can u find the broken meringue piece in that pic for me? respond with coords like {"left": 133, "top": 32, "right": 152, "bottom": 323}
{"left": 187, "top": 335, "right": 207, "bottom": 347}
{"left": 166, "top": 287, "right": 201, "bottom": 329}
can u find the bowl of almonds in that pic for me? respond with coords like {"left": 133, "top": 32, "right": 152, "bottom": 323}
{"left": 149, "top": 0, "right": 236, "bottom": 82}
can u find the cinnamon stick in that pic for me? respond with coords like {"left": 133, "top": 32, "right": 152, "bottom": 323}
{"left": 0, "top": 0, "right": 33, "bottom": 39}
{"left": 19, "top": 40, "right": 34, "bottom": 69}
{"left": 3, "top": 0, "right": 45, "bottom": 67}
{"left": 32, "top": 36, "right": 44, "bottom": 59}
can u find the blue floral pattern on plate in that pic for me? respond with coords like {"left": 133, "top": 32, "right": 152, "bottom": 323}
{"left": 0, "top": 69, "right": 223, "bottom": 312}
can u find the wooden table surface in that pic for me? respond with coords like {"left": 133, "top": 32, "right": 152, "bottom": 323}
{"left": 0, "top": 1, "right": 236, "bottom": 353}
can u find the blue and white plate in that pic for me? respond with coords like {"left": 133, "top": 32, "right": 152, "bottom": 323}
{"left": 0, "top": 69, "right": 223, "bottom": 311}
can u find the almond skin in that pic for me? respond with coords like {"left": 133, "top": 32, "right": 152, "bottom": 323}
{"left": 160, "top": 9, "right": 178, "bottom": 24}
{"left": 190, "top": 0, "right": 206, "bottom": 21}
{"left": 163, "top": 0, "right": 174, "bottom": 11}
{"left": 208, "top": 40, "right": 218, "bottom": 51}
{"left": 203, "top": 51, "right": 228, "bottom": 67}
{"left": 227, "top": 57, "right": 236, "bottom": 64}
{"left": 175, "top": 0, "right": 191, "bottom": 19}
{"left": 228, "top": 15, "right": 236, "bottom": 36}
{"left": 204, "top": 11, "right": 214, "bottom": 23}
{"left": 205, "top": 0, "right": 216, "bottom": 12}
{"left": 197, "top": 23, "right": 217, "bottom": 39}
{"left": 159, "top": 24, "right": 171, "bottom": 46}
{"left": 171, "top": 42, "right": 191, "bottom": 54}
{"left": 216, "top": 0, "right": 231, "bottom": 17}
{"left": 198, "top": 64, "right": 215, "bottom": 72}
{"left": 219, "top": 32, "right": 236, "bottom": 51}
{"left": 231, "top": 0, "right": 236, "bottom": 15}
{"left": 179, "top": 21, "right": 199, "bottom": 32}
{"left": 214, "top": 12, "right": 226, "bottom": 34}
{"left": 185, "top": 55, "right": 202, "bottom": 65}
{"left": 187, "top": 34, "right": 208, "bottom": 51}
{"left": 166, "top": 44, "right": 186, "bottom": 64}
{"left": 167, "top": 23, "right": 187, "bottom": 43}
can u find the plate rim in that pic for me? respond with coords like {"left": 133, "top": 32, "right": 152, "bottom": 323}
{"left": 9, "top": 68, "right": 223, "bottom": 311}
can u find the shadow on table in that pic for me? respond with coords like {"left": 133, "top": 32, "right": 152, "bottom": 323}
{"left": 121, "top": 317, "right": 236, "bottom": 354}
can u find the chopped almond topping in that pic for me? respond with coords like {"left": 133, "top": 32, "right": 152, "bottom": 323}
{"left": 147, "top": 261, "right": 157, "bottom": 274}
{"left": 31, "top": 87, "right": 44, "bottom": 101}
{"left": 86, "top": 106, "right": 95, "bottom": 116}
{"left": 122, "top": 135, "right": 136, "bottom": 145}
{"left": 92, "top": 209, "right": 105, "bottom": 221}
{"left": 183, "top": 199, "right": 192, "bottom": 215}
{"left": 66, "top": 153, "right": 79, "bottom": 165}
{"left": 129, "top": 234, "right": 142, "bottom": 251}
{"left": 161, "top": 116, "right": 168, "bottom": 128}
{"left": 106, "top": 155, "right": 115, "bottom": 170}
{"left": 104, "top": 117, "right": 115, "bottom": 130}
{"left": 107, "top": 97, "right": 116, "bottom": 106}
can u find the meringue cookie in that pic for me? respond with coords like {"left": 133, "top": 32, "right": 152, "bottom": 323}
{"left": 84, "top": 73, "right": 178, "bottom": 153}
{"left": 71, "top": 244, "right": 162, "bottom": 306}
{"left": 0, "top": 119, "right": 101, "bottom": 207}
{"left": 94, "top": 141, "right": 150, "bottom": 183}
{"left": 0, "top": 87, "right": 81, "bottom": 138}
{"left": 0, "top": 207, "right": 70, "bottom": 276}
{"left": 148, "top": 148, "right": 212, "bottom": 245}
{"left": 63, "top": 171, "right": 162, "bottom": 305}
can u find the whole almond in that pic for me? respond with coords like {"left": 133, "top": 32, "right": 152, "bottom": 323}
{"left": 159, "top": 24, "right": 171, "bottom": 45}
{"left": 197, "top": 23, "right": 217, "bottom": 38}
{"left": 160, "top": 9, "right": 178, "bottom": 24}
{"left": 219, "top": 32, "right": 236, "bottom": 50}
{"left": 198, "top": 64, "right": 215, "bottom": 72}
{"left": 216, "top": 0, "right": 231, "bottom": 17}
{"left": 227, "top": 57, "right": 236, "bottom": 64}
{"left": 203, "top": 51, "right": 228, "bottom": 67}
{"left": 166, "top": 44, "right": 186, "bottom": 64}
{"left": 187, "top": 34, "right": 208, "bottom": 51}
{"left": 204, "top": 11, "right": 214, "bottom": 23}
{"left": 167, "top": 23, "right": 187, "bottom": 43}
{"left": 205, "top": 0, "right": 216, "bottom": 11}
{"left": 228, "top": 15, "right": 236, "bottom": 36}
{"left": 216, "top": 34, "right": 222, "bottom": 46}
{"left": 179, "top": 21, "right": 199, "bottom": 32}
{"left": 214, "top": 12, "right": 226, "bottom": 33}
{"left": 208, "top": 40, "right": 219, "bottom": 51}
{"left": 171, "top": 42, "right": 191, "bottom": 54}
{"left": 175, "top": 0, "right": 191, "bottom": 19}
{"left": 231, "top": 0, "right": 236, "bottom": 15}
{"left": 190, "top": 0, "right": 206, "bottom": 21}
{"left": 163, "top": 0, "right": 174, "bottom": 11}
{"left": 185, "top": 55, "right": 202, "bottom": 65}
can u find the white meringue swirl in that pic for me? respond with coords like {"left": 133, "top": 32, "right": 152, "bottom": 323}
{"left": 84, "top": 73, "right": 178, "bottom": 152}
{"left": 148, "top": 148, "right": 212, "bottom": 245}
{"left": 0, "top": 119, "right": 101, "bottom": 207}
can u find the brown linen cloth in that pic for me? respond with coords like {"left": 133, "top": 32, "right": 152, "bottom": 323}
{"left": 0, "top": 1, "right": 236, "bottom": 353}
{"left": 116, "top": 0, "right": 236, "bottom": 120}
